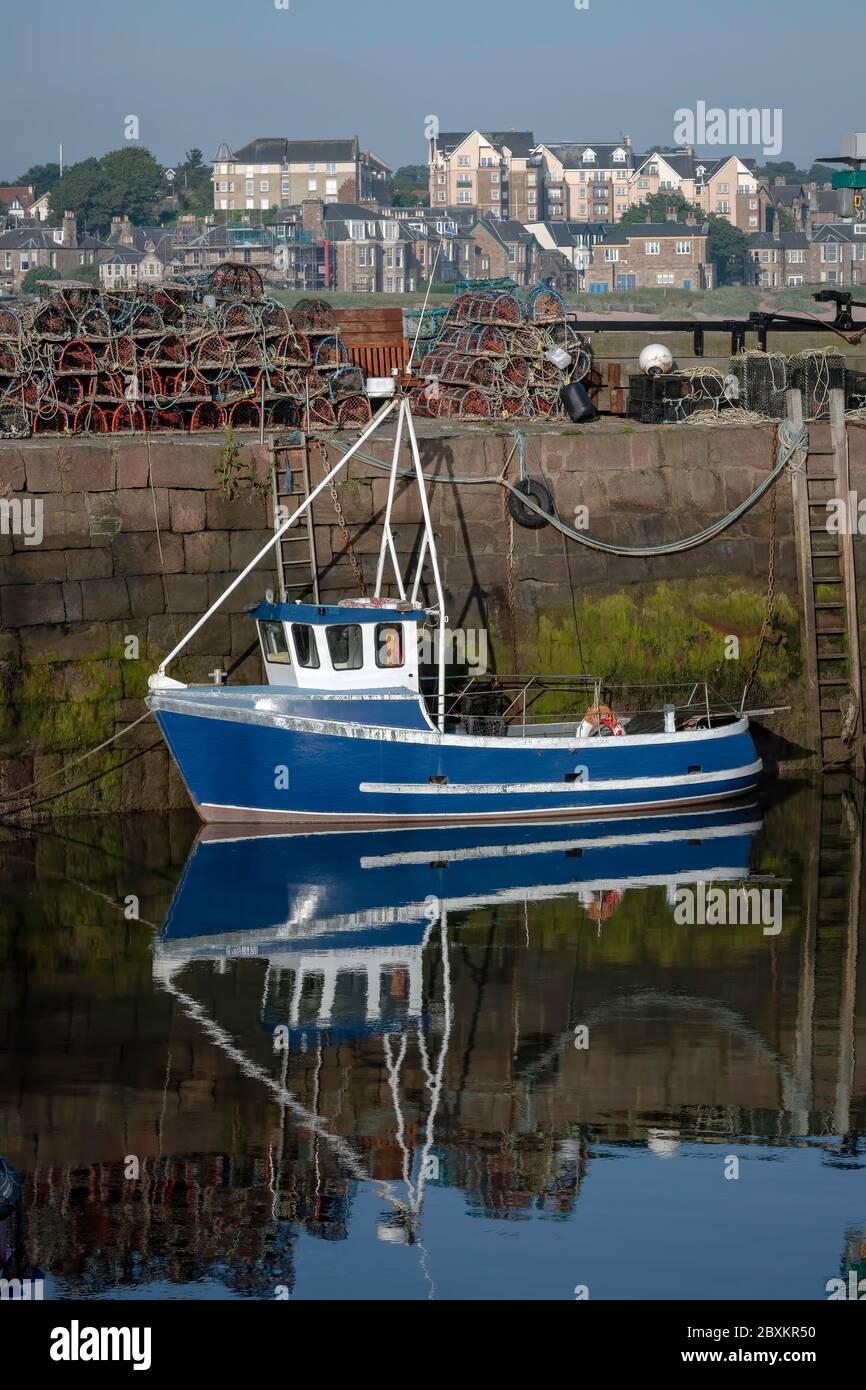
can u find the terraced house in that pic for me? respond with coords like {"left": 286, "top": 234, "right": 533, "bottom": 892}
{"left": 211, "top": 138, "right": 392, "bottom": 212}
{"left": 587, "top": 220, "right": 712, "bottom": 292}
{"left": 0, "top": 214, "right": 104, "bottom": 293}
{"left": 809, "top": 222, "right": 866, "bottom": 285}
{"left": 747, "top": 232, "right": 810, "bottom": 288}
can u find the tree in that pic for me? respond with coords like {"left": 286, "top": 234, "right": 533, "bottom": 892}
{"left": 174, "top": 148, "right": 214, "bottom": 218}
{"left": 704, "top": 212, "right": 749, "bottom": 285}
{"left": 47, "top": 157, "right": 110, "bottom": 230}
{"left": 392, "top": 164, "right": 428, "bottom": 207}
{"left": 755, "top": 160, "right": 808, "bottom": 185}
{"left": 101, "top": 147, "right": 165, "bottom": 222}
{"left": 74, "top": 262, "right": 101, "bottom": 287}
{"left": 619, "top": 190, "right": 694, "bottom": 225}
{"left": 48, "top": 147, "right": 165, "bottom": 232}
{"left": 20, "top": 265, "right": 62, "bottom": 294}
{"left": 16, "top": 162, "right": 62, "bottom": 198}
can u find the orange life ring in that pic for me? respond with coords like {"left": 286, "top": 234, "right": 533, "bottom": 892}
{"left": 580, "top": 703, "right": 624, "bottom": 738}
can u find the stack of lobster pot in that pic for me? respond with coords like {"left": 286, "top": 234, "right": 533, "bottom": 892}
{"left": 410, "top": 283, "right": 590, "bottom": 421}
{"left": 0, "top": 270, "right": 372, "bottom": 438}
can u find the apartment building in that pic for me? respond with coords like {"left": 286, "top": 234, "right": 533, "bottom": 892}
{"left": 211, "top": 138, "right": 391, "bottom": 213}
{"left": 428, "top": 131, "right": 538, "bottom": 220}
{"left": 629, "top": 151, "right": 769, "bottom": 232}
{"left": 586, "top": 221, "right": 712, "bottom": 292}
{"left": 532, "top": 140, "right": 636, "bottom": 221}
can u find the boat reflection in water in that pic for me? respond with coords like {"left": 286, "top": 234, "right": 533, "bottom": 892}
{"left": 157, "top": 800, "right": 763, "bottom": 1023}
{"left": 154, "top": 801, "right": 763, "bottom": 1246}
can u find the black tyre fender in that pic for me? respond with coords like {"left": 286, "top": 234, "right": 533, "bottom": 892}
{"left": 508, "top": 478, "right": 554, "bottom": 530}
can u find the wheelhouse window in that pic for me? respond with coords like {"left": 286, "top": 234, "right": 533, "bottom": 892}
{"left": 292, "top": 624, "right": 320, "bottom": 668}
{"left": 262, "top": 621, "right": 290, "bottom": 664}
{"left": 376, "top": 624, "right": 404, "bottom": 669}
{"left": 326, "top": 624, "right": 363, "bottom": 670}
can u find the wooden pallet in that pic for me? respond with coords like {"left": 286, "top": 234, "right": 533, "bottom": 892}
{"left": 334, "top": 307, "right": 409, "bottom": 380}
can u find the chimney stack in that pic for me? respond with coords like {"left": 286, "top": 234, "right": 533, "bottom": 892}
{"left": 110, "top": 215, "right": 133, "bottom": 245}
{"left": 302, "top": 199, "right": 325, "bottom": 235}
{"left": 666, "top": 205, "right": 678, "bottom": 221}
{"left": 61, "top": 211, "right": 77, "bottom": 249}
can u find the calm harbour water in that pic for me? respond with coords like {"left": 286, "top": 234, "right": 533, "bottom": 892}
{"left": 0, "top": 779, "right": 864, "bottom": 1301}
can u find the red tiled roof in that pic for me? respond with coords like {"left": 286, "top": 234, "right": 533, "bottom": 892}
{"left": 0, "top": 185, "right": 35, "bottom": 209}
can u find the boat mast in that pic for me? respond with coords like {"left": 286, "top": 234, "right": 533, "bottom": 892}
{"left": 149, "top": 391, "right": 449, "bottom": 733}
{"left": 149, "top": 400, "right": 398, "bottom": 686}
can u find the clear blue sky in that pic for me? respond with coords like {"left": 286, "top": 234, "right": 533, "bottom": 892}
{"left": 2, "top": 0, "right": 862, "bottom": 178}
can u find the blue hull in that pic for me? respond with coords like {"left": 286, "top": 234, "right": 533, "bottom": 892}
{"left": 162, "top": 805, "right": 761, "bottom": 948}
{"left": 148, "top": 686, "right": 762, "bottom": 826}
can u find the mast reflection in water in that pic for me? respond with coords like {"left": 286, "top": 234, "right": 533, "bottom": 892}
{"left": 0, "top": 785, "right": 863, "bottom": 1301}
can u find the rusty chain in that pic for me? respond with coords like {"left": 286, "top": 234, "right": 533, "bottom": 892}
{"left": 312, "top": 438, "right": 367, "bottom": 597}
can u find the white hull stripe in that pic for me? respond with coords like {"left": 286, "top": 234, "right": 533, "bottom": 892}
{"left": 358, "top": 760, "right": 762, "bottom": 797}
{"left": 359, "top": 818, "right": 764, "bottom": 868}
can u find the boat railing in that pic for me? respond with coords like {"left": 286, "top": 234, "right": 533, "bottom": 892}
{"left": 418, "top": 674, "right": 746, "bottom": 733}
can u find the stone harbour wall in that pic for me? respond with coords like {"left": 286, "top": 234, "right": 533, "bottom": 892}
{"left": 2, "top": 417, "right": 866, "bottom": 817}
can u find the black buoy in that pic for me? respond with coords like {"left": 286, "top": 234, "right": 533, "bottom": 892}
{"left": 560, "top": 380, "right": 598, "bottom": 423}
{"left": 508, "top": 477, "right": 555, "bottom": 530}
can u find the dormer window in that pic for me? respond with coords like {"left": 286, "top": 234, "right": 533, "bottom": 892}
{"left": 613, "top": 149, "right": 626, "bottom": 162}
{"left": 582, "top": 149, "right": 596, "bottom": 163}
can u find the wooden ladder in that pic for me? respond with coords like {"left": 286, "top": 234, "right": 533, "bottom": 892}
{"left": 793, "top": 779, "right": 863, "bottom": 1133}
{"left": 269, "top": 433, "right": 321, "bottom": 604}
{"left": 788, "top": 389, "right": 863, "bottom": 772}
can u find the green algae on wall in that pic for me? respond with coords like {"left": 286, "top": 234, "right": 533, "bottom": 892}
{"left": 522, "top": 581, "right": 801, "bottom": 703}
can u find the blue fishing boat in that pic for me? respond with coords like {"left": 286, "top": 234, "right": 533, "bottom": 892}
{"left": 148, "top": 397, "right": 764, "bottom": 825}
